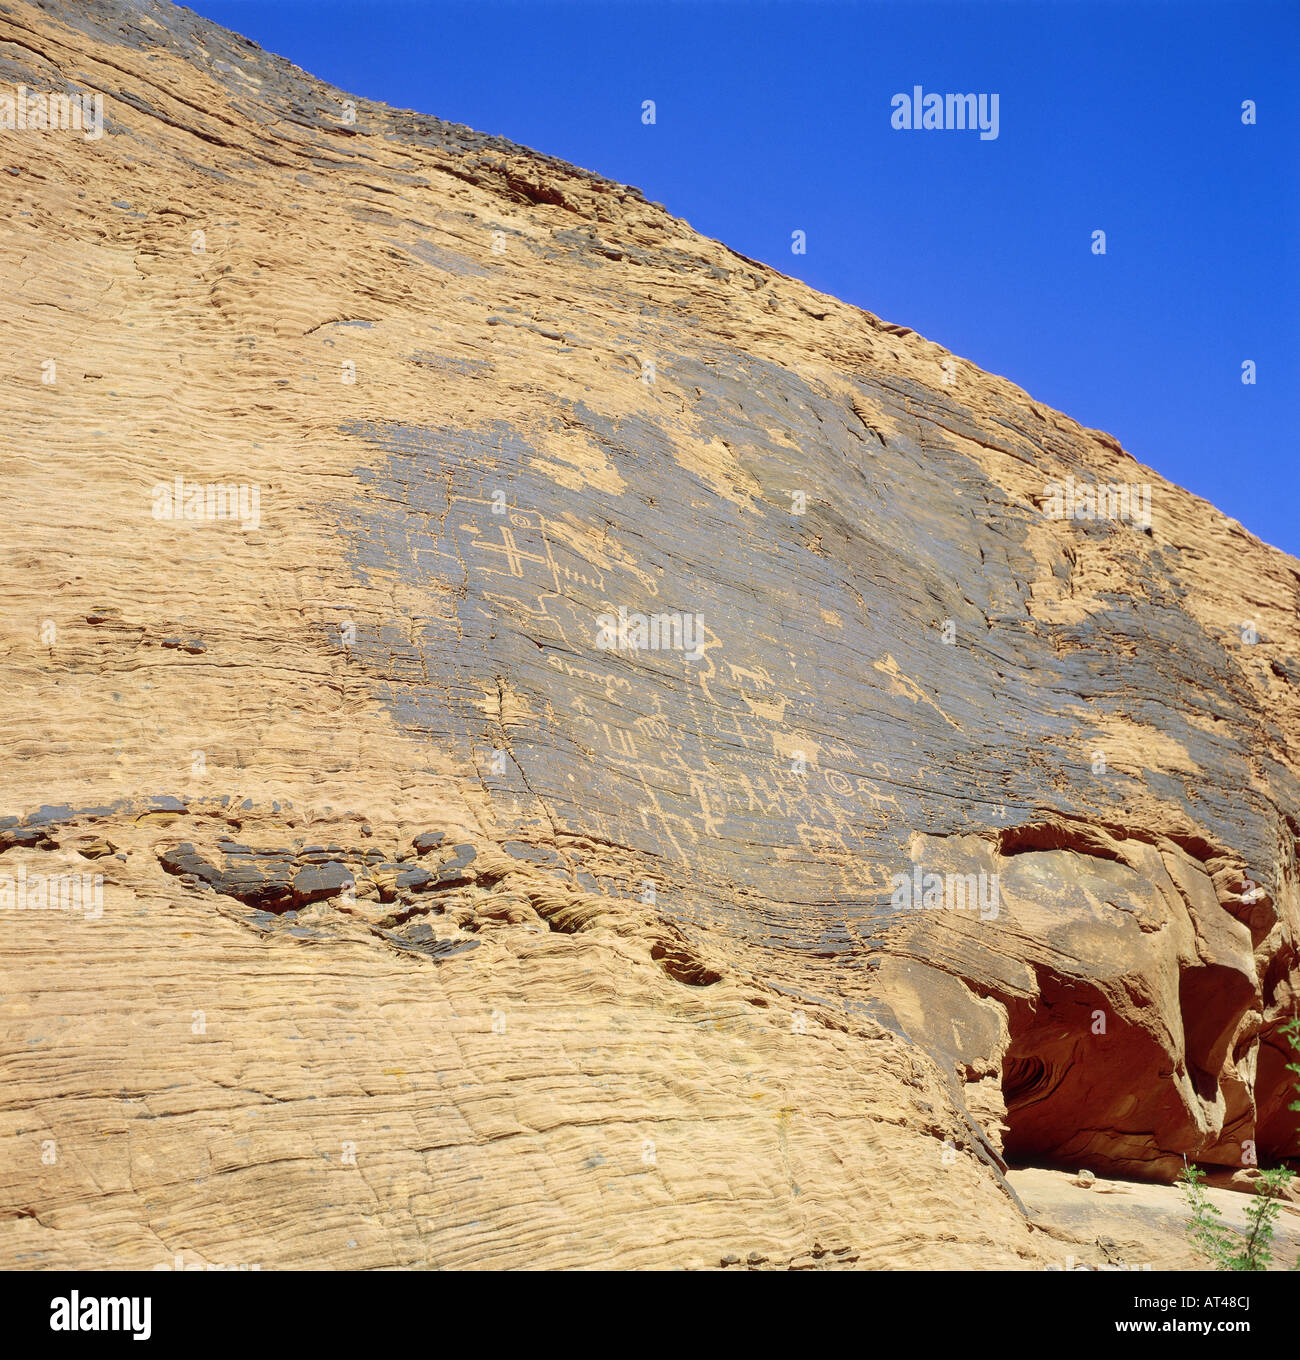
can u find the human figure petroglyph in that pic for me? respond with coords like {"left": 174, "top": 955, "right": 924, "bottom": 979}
{"left": 634, "top": 776, "right": 697, "bottom": 865}
{"left": 686, "top": 624, "right": 721, "bottom": 703}
{"left": 728, "top": 767, "right": 803, "bottom": 822}
{"left": 686, "top": 775, "right": 725, "bottom": 838}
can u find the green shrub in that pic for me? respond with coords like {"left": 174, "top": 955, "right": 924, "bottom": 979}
{"left": 1178, "top": 1012, "right": 1300, "bottom": 1270}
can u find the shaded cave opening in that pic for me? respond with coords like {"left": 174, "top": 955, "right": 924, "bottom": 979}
{"left": 998, "top": 967, "right": 1299, "bottom": 1181}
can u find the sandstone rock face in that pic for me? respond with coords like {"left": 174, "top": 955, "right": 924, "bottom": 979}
{"left": 1, "top": 0, "right": 1297, "bottom": 1269}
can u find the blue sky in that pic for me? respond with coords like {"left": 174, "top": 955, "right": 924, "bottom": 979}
{"left": 190, "top": 0, "right": 1299, "bottom": 557}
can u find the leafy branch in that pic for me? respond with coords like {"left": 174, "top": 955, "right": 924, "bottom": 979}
{"left": 1178, "top": 1012, "right": 1300, "bottom": 1270}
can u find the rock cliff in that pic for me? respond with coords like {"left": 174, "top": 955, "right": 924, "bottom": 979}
{"left": 1, "top": 0, "right": 1297, "bottom": 1269}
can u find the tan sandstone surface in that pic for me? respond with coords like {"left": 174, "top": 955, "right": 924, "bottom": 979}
{"left": 0, "top": 0, "right": 1298, "bottom": 1270}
